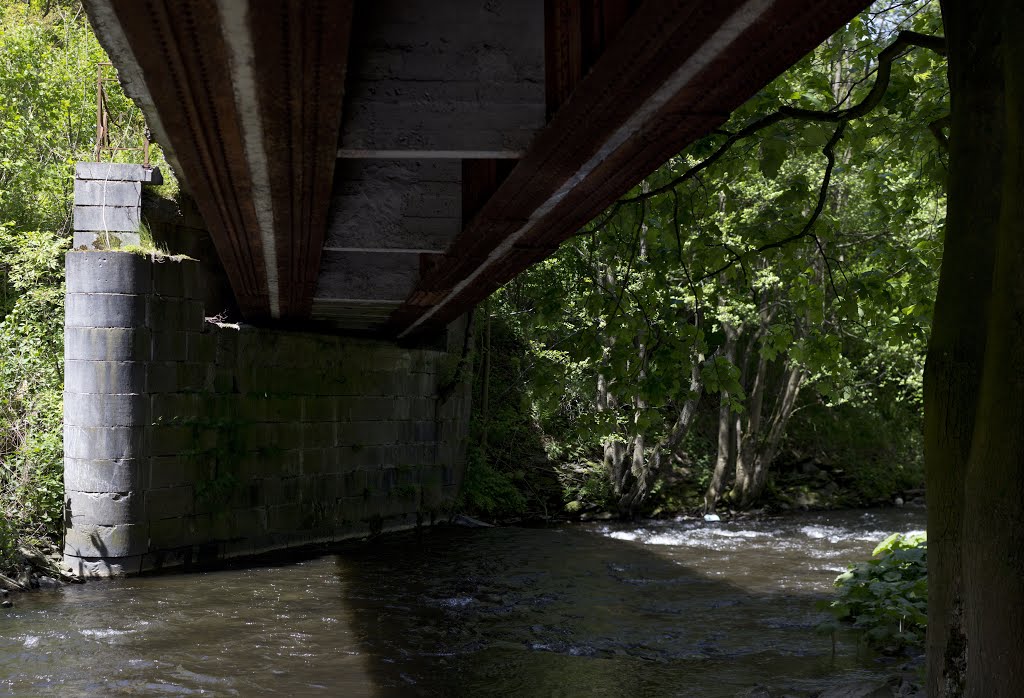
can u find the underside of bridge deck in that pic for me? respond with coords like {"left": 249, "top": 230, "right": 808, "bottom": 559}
{"left": 84, "top": 0, "right": 870, "bottom": 336}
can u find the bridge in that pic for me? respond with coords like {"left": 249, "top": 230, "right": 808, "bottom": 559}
{"left": 63, "top": 0, "right": 868, "bottom": 576}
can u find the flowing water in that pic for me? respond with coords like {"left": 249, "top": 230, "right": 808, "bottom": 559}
{"left": 0, "top": 508, "right": 925, "bottom": 697}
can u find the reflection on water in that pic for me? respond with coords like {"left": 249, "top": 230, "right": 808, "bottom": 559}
{"left": 0, "top": 509, "right": 925, "bottom": 696}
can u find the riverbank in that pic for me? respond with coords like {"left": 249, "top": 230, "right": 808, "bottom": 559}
{"left": 0, "top": 539, "right": 79, "bottom": 605}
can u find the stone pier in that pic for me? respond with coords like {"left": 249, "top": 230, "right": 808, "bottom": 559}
{"left": 62, "top": 164, "right": 472, "bottom": 577}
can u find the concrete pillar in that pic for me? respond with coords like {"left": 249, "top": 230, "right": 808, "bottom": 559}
{"left": 73, "top": 162, "right": 162, "bottom": 250}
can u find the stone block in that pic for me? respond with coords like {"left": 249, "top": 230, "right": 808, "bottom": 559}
{"left": 260, "top": 448, "right": 302, "bottom": 478}
{"left": 145, "top": 361, "right": 178, "bottom": 393}
{"left": 250, "top": 533, "right": 293, "bottom": 557}
{"left": 64, "top": 522, "right": 149, "bottom": 558}
{"left": 75, "top": 162, "right": 163, "bottom": 183}
{"left": 263, "top": 397, "right": 303, "bottom": 423}
{"left": 73, "top": 230, "right": 143, "bottom": 251}
{"left": 145, "top": 486, "right": 195, "bottom": 520}
{"left": 66, "top": 490, "right": 143, "bottom": 526}
{"left": 344, "top": 396, "right": 397, "bottom": 421}
{"left": 66, "top": 292, "right": 147, "bottom": 329}
{"left": 214, "top": 326, "right": 239, "bottom": 361}
{"left": 64, "top": 457, "right": 148, "bottom": 492}
{"left": 341, "top": 469, "right": 368, "bottom": 497}
{"left": 177, "top": 362, "right": 212, "bottom": 392}
{"left": 64, "top": 391, "right": 149, "bottom": 427}
{"left": 302, "top": 422, "right": 336, "bottom": 449}
{"left": 64, "top": 425, "right": 147, "bottom": 460}
{"left": 146, "top": 297, "right": 204, "bottom": 332}
{"left": 267, "top": 503, "right": 301, "bottom": 533}
{"left": 62, "top": 553, "right": 142, "bottom": 578}
{"left": 234, "top": 397, "right": 268, "bottom": 423}
{"left": 301, "top": 396, "right": 336, "bottom": 422}
{"left": 409, "top": 396, "right": 437, "bottom": 419}
{"left": 186, "top": 331, "right": 217, "bottom": 363}
{"left": 338, "top": 421, "right": 399, "bottom": 445}
{"left": 150, "top": 425, "right": 203, "bottom": 456}
{"left": 180, "top": 260, "right": 204, "bottom": 300}
{"left": 151, "top": 259, "right": 185, "bottom": 298}
{"left": 271, "top": 423, "right": 303, "bottom": 449}
{"left": 212, "top": 369, "right": 235, "bottom": 394}
{"left": 150, "top": 455, "right": 203, "bottom": 489}
{"left": 66, "top": 251, "right": 152, "bottom": 294}
{"left": 412, "top": 420, "right": 438, "bottom": 442}
{"left": 301, "top": 448, "right": 334, "bottom": 475}
{"left": 253, "top": 477, "right": 283, "bottom": 506}
{"left": 150, "top": 393, "right": 201, "bottom": 423}
{"left": 147, "top": 517, "right": 186, "bottom": 548}
{"left": 232, "top": 507, "right": 269, "bottom": 537}
{"left": 184, "top": 514, "right": 214, "bottom": 546}
{"left": 73, "top": 204, "right": 140, "bottom": 233}
{"left": 140, "top": 548, "right": 190, "bottom": 573}
{"left": 65, "top": 326, "right": 151, "bottom": 362}
{"left": 151, "top": 331, "right": 188, "bottom": 361}
{"left": 74, "top": 179, "right": 141, "bottom": 207}
{"left": 65, "top": 360, "right": 146, "bottom": 395}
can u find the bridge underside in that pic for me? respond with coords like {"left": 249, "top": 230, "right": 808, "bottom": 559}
{"left": 84, "top": 0, "right": 870, "bottom": 337}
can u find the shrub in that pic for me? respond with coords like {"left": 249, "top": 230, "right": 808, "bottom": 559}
{"left": 821, "top": 532, "right": 928, "bottom": 651}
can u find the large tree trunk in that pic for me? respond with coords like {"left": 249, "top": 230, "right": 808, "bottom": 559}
{"left": 927, "top": 2, "right": 1024, "bottom": 695}
{"left": 732, "top": 360, "right": 804, "bottom": 508}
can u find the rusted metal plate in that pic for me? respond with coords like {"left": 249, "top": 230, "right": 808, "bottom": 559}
{"left": 250, "top": 0, "right": 353, "bottom": 320}
{"left": 95, "top": 0, "right": 351, "bottom": 322}
{"left": 105, "top": 0, "right": 269, "bottom": 317}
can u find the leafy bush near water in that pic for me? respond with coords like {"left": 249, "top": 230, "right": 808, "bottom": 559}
{"left": 821, "top": 532, "right": 927, "bottom": 651}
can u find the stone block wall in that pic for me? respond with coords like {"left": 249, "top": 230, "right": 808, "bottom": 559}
{"left": 63, "top": 251, "right": 472, "bottom": 577}
{"left": 73, "top": 163, "right": 162, "bottom": 250}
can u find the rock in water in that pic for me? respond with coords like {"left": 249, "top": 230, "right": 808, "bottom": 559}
{"left": 703, "top": 513, "right": 722, "bottom": 522}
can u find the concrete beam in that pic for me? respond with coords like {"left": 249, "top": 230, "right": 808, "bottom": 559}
{"left": 324, "top": 159, "right": 461, "bottom": 254}
{"left": 314, "top": 251, "right": 421, "bottom": 302}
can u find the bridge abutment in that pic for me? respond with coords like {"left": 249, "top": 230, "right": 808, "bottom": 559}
{"left": 63, "top": 249, "right": 471, "bottom": 577}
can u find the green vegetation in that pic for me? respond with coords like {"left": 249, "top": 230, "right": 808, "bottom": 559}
{"left": 821, "top": 532, "right": 928, "bottom": 652}
{"left": 461, "top": 0, "right": 946, "bottom": 521}
{"left": 0, "top": 1, "right": 163, "bottom": 572}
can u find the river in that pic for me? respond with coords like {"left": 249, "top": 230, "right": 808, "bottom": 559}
{"left": 0, "top": 508, "right": 925, "bottom": 696}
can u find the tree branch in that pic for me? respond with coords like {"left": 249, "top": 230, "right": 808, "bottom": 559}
{"left": 618, "top": 30, "right": 945, "bottom": 206}
{"left": 694, "top": 122, "right": 847, "bottom": 284}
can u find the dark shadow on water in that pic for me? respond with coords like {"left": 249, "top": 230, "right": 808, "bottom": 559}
{"left": 328, "top": 520, "right": 902, "bottom": 698}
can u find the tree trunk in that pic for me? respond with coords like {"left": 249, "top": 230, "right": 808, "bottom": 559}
{"left": 618, "top": 357, "right": 702, "bottom": 517}
{"left": 480, "top": 300, "right": 492, "bottom": 453}
{"left": 704, "top": 329, "right": 738, "bottom": 513}
{"left": 597, "top": 369, "right": 627, "bottom": 495}
{"left": 704, "top": 388, "right": 734, "bottom": 514}
{"left": 732, "top": 346, "right": 768, "bottom": 505}
{"left": 927, "top": 2, "right": 1024, "bottom": 695}
{"left": 730, "top": 340, "right": 805, "bottom": 509}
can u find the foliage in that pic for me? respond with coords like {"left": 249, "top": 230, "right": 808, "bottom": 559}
{"left": 0, "top": 1, "right": 167, "bottom": 562}
{"left": 459, "top": 310, "right": 563, "bottom": 520}
{"left": 820, "top": 532, "right": 928, "bottom": 651}
{"left": 473, "top": 0, "right": 947, "bottom": 516}
{"left": 458, "top": 451, "right": 528, "bottom": 520}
